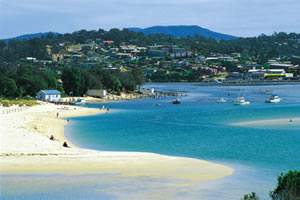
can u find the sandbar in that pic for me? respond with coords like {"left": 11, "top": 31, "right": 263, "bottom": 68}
{"left": 0, "top": 103, "right": 233, "bottom": 184}
{"left": 231, "top": 117, "right": 300, "bottom": 127}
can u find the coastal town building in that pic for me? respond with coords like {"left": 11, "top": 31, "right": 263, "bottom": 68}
{"left": 87, "top": 89, "right": 107, "bottom": 98}
{"left": 52, "top": 54, "right": 64, "bottom": 62}
{"left": 37, "top": 90, "right": 61, "bottom": 102}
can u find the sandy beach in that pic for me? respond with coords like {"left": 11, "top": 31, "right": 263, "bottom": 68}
{"left": 0, "top": 103, "right": 233, "bottom": 184}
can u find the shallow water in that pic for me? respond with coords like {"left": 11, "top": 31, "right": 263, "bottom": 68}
{"left": 1, "top": 83, "right": 300, "bottom": 199}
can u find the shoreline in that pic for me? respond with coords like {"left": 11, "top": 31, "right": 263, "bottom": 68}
{"left": 0, "top": 103, "right": 234, "bottom": 184}
{"left": 62, "top": 92, "right": 149, "bottom": 103}
{"left": 146, "top": 81, "right": 300, "bottom": 85}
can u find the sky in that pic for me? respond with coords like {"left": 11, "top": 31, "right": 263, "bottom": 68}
{"left": 1, "top": 0, "right": 300, "bottom": 39}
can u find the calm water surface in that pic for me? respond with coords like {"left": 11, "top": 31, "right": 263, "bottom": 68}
{"left": 1, "top": 83, "right": 300, "bottom": 200}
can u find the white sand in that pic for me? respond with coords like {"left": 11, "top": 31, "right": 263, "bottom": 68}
{"left": 0, "top": 103, "right": 233, "bottom": 184}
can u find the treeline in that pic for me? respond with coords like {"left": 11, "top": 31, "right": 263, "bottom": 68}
{"left": 0, "top": 39, "right": 49, "bottom": 62}
{"left": 147, "top": 69, "right": 207, "bottom": 82}
{"left": 0, "top": 63, "right": 145, "bottom": 98}
{"left": 0, "top": 63, "right": 58, "bottom": 97}
{"left": 62, "top": 66, "right": 145, "bottom": 97}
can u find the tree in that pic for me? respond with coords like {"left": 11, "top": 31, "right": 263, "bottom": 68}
{"left": 0, "top": 74, "right": 18, "bottom": 97}
{"left": 119, "top": 72, "right": 136, "bottom": 90}
{"left": 268, "top": 49, "right": 279, "bottom": 59}
{"left": 269, "top": 171, "right": 300, "bottom": 200}
{"left": 62, "top": 67, "right": 81, "bottom": 96}
{"left": 27, "top": 38, "right": 48, "bottom": 59}
{"left": 263, "top": 63, "right": 270, "bottom": 69}
{"left": 62, "top": 67, "right": 90, "bottom": 96}
{"left": 16, "top": 64, "right": 57, "bottom": 97}
{"left": 132, "top": 68, "right": 145, "bottom": 87}
{"left": 243, "top": 192, "right": 259, "bottom": 200}
{"left": 89, "top": 74, "right": 103, "bottom": 89}
{"left": 221, "top": 61, "right": 240, "bottom": 72}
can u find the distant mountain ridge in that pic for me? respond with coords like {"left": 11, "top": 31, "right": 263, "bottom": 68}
{"left": 128, "top": 25, "right": 238, "bottom": 40}
{"left": 2, "top": 25, "right": 237, "bottom": 42}
{"left": 3, "top": 32, "right": 59, "bottom": 42}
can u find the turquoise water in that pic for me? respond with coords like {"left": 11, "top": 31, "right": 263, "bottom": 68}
{"left": 1, "top": 83, "right": 300, "bottom": 199}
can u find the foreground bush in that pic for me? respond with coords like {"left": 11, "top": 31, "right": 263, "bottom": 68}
{"left": 242, "top": 171, "right": 299, "bottom": 200}
{"left": 270, "top": 171, "right": 300, "bottom": 200}
{"left": 243, "top": 192, "right": 259, "bottom": 200}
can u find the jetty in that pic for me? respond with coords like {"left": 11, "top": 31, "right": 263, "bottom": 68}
{"left": 149, "top": 90, "right": 188, "bottom": 99}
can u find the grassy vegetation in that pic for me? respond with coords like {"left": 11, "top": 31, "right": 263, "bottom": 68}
{"left": 67, "top": 44, "right": 91, "bottom": 51}
{"left": 0, "top": 99, "right": 40, "bottom": 107}
{"left": 67, "top": 44, "right": 83, "bottom": 51}
{"left": 214, "top": 72, "right": 228, "bottom": 79}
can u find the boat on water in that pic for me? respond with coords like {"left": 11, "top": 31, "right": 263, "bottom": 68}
{"left": 217, "top": 98, "right": 226, "bottom": 103}
{"left": 232, "top": 97, "right": 250, "bottom": 106}
{"left": 75, "top": 98, "right": 86, "bottom": 105}
{"left": 265, "top": 95, "right": 281, "bottom": 103}
{"left": 172, "top": 98, "right": 181, "bottom": 104}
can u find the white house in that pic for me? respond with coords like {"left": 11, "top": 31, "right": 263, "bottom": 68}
{"left": 37, "top": 90, "right": 61, "bottom": 102}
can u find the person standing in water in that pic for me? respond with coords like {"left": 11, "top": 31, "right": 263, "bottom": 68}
{"left": 106, "top": 104, "right": 109, "bottom": 114}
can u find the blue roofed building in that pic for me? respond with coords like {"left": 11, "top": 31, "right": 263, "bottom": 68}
{"left": 37, "top": 90, "right": 61, "bottom": 102}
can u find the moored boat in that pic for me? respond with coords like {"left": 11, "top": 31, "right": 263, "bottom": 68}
{"left": 265, "top": 95, "right": 281, "bottom": 103}
{"left": 75, "top": 98, "right": 86, "bottom": 105}
{"left": 172, "top": 98, "right": 181, "bottom": 104}
{"left": 232, "top": 97, "right": 250, "bottom": 106}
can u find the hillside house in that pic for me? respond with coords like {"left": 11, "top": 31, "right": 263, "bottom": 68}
{"left": 52, "top": 54, "right": 64, "bottom": 62}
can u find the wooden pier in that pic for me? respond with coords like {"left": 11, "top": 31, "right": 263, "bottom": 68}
{"left": 149, "top": 90, "right": 188, "bottom": 99}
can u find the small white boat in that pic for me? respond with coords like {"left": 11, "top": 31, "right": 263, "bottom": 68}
{"left": 75, "top": 98, "right": 86, "bottom": 105}
{"left": 232, "top": 97, "right": 250, "bottom": 106}
{"left": 265, "top": 95, "right": 281, "bottom": 103}
{"left": 172, "top": 98, "right": 181, "bottom": 104}
{"left": 217, "top": 98, "right": 226, "bottom": 103}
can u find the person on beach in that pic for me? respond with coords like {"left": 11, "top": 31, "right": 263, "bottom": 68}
{"left": 50, "top": 135, "right": 54, "bottom": 140}
{"left": 62, "top": 141, "right": 69, "bottom": 148}
{"left": 56, "top": 112, "right": 59, "bottom": 118}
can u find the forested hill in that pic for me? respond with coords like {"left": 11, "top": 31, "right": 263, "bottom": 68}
{"left": 128, "top": 25, "right": 237, "bottom": 40}
{"left": 1, "top": 29, "right": 300, "bottom": 62}
{"left": 4, "top": 32, "right": 59, "bottom": 43}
